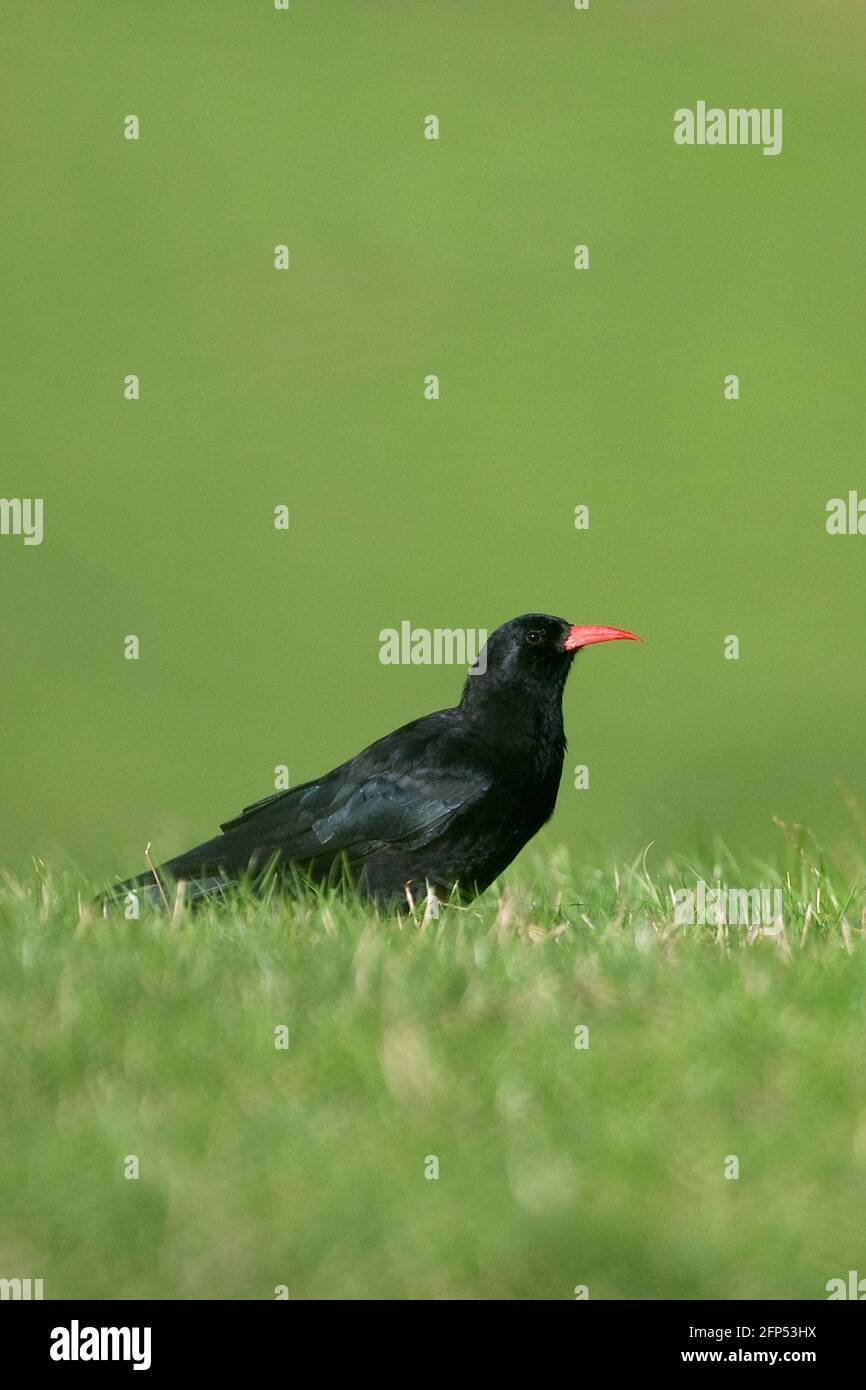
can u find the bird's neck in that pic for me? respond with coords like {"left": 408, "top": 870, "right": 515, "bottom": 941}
{"left": 459, "top": 675, "right": 567, "bottom": 779}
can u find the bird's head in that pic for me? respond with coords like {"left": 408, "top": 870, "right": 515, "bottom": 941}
{"left": 462, "top": 613, "right": 641, "bottom": 709}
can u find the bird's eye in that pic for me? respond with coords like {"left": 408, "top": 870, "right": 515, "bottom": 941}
{"left": 526, "top": 630, "right": 542, "bottom": 644}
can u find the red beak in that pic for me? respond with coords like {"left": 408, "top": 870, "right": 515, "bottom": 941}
{"left": 564, "top": 624, "right": 641, "bottom": 651}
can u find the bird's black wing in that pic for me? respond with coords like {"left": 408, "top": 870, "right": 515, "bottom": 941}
{"left": 220, "top": 783, "right": 314, "bottom": 830}
{"left": 208, "top": 711, "right": 494, "bottom": 873}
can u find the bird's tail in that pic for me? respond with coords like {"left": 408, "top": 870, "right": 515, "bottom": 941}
{"left": 100, "top": 869, "right": 238, "bottom": 911}
{"left": 99, "top": 835, "right": 240, "bottom": 912}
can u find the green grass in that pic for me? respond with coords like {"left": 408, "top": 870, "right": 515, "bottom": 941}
{"left": 1, "top": 837, "right": 865, "bottom": 1300}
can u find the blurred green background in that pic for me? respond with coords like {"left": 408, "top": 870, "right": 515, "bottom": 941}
{"left": 3, "top": 0, "right": 864, "bottom": 877}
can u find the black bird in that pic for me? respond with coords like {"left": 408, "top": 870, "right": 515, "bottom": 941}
{"left": 109, "top": 614, "right": 639, "bottom": 909}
